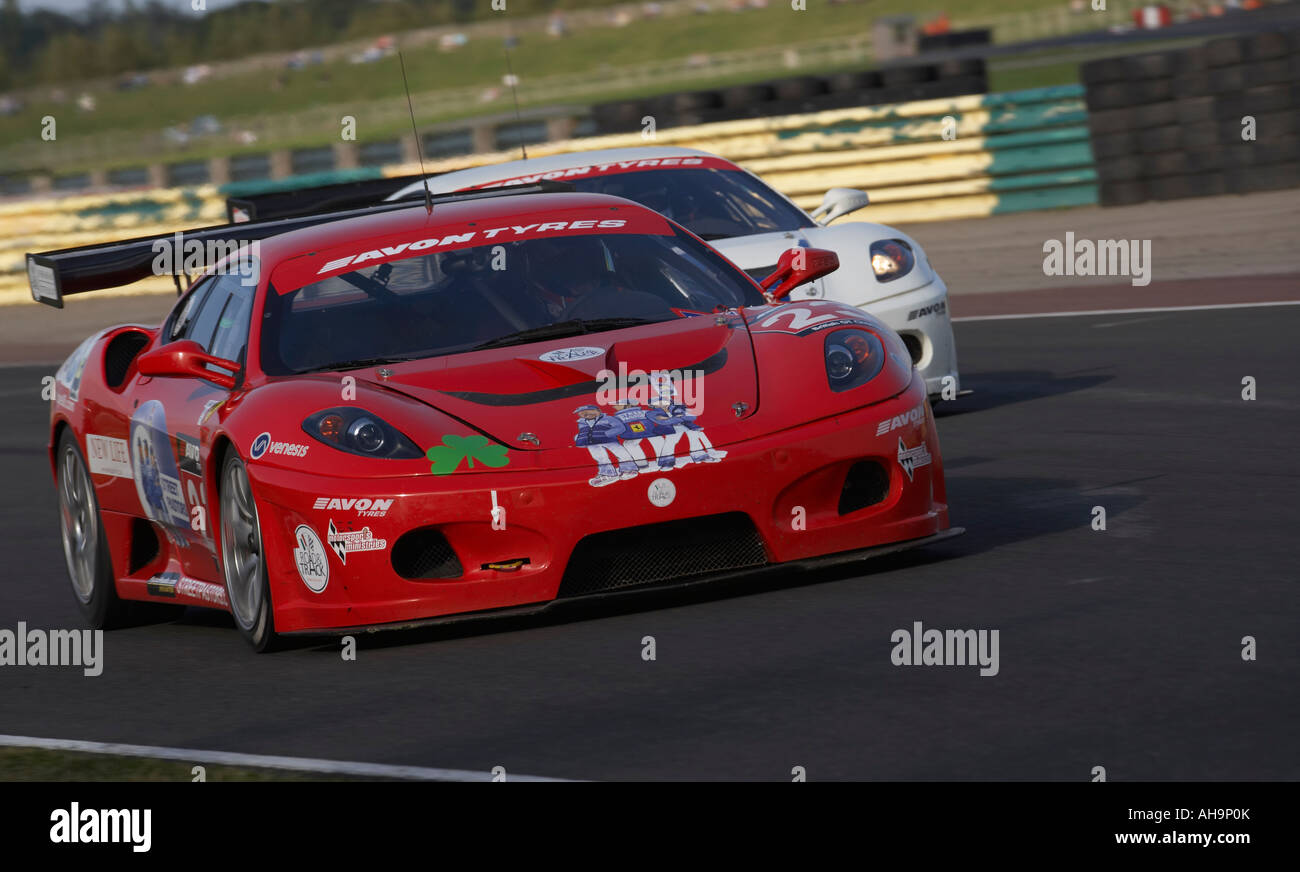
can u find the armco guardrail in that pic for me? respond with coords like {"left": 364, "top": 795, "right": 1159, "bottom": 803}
{"left": 1083, "top": 28, "right": 1300, "bottom": 205}
{"left": 0, "top": 85, "right": 1096, "bottom": 304}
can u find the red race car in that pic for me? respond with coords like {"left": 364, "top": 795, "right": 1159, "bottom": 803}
{"left": 29, "top": 185, "right": 958, "bottom": 650}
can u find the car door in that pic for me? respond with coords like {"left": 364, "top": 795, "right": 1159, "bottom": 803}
{"left": 126, "top": 271, "right": 255, "bottom": 575}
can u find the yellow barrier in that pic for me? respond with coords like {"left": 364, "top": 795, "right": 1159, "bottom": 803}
{"left": 0, "top": 86, "right": 1095, "bottom": 306}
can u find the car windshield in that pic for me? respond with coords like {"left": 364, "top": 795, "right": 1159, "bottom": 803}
{"left": 261, "top": 226, "right": 765, "bottom": 375}
{"left": 561, "top": 169, "right": 812, "bottom": 239}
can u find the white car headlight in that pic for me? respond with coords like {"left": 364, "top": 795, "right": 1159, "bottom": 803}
{"left": 870, "top": 239, "right": 916, "bottom": 282}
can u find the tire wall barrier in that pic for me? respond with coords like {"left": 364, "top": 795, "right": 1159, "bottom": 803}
{"left": 1083, "top": 28, "right": 1300, "bottom": 206}
{"left": 0, "top": 85, "right": 1095, "bottom": 303}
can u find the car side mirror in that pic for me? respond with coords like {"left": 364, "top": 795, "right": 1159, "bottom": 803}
{"left": 137, "top": 340, "right": 239, "bottom": 390}
{"left": 759, "top": 247, "right": 841, "bottom": 302}
{"left": 811, "top": 188, "right": 870, "bottom": 225}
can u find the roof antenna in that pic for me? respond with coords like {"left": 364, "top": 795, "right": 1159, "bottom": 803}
{"left": 398, "top": 49, "right": 434, "bottom": 214}
{"left": 503, "top": 27, "right": 527, "bottom": 160}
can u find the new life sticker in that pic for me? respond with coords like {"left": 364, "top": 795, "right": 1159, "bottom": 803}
{"left": 647, "top": 478, "right": 676, "bottom": 507}
{"left": 539, "top": 346, "right": 605, "bottom": 363}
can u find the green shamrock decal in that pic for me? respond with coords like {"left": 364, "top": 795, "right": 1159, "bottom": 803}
{"left": 426, "top": 434, "right": 511, "bottom": 475}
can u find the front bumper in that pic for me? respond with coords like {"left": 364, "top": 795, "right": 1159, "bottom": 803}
{"left": 248, "top": 374, "right": 950, "bottom": 633}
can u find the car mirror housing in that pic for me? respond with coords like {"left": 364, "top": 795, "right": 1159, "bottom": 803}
{"left": 760, "top": 247, "right": 841, "bottom": 301}
{"left": 811, "top": 187, "right": 870, "bottom": 225}
{"left": 136, "top": 339, "right": 239, "bottom": 389}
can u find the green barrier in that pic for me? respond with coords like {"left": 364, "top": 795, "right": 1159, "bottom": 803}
{"left": 219, "top": 168, "right": 384, "bottom": 198}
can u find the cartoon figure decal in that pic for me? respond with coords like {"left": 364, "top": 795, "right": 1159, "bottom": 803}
{"left": 129, "top": 400, "right": 192, "bottom": 543}
{"left": 575, "top": 372, "right": 725, "bottom": 488}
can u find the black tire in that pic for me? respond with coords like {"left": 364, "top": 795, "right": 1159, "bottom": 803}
{"left": 1225, "top": 162, "right": 1300, "bottom": 194}
{"left": 56, "top": 430, "right": 130, "bottom": 629}
{"left": 1175, "top": 96, "right": 1215, "bottom": 125}
{"left": 1171, "top": 72, "right": 1211, "bottom": 99}
{"left": 721, "top": 83, "right": 775, "bottom": 108}
{"left": 1181, "top": 121, "right": 1221, "bottom": 151}
{"left": 936, "top": 58, "right": 984, "bottom": 79}
{"left": 1137, "top": 126, "right": 1182, "bottom": 153}
{"left": 1081, "top": 58, "right": 1126, "bottom": 86}
{"left": 1223, "top": 111, "right": 1298, "bottom": 143}
{"left": 1254, "top": 136, "right": 1300, "bottom": 164}
{"left": 773, "top": 76, "right": 829, "bottom": 101}
{"left": 1125, "top": 52, "right": 1177, "bottom": 79}
{"left": 672, "top": 90, "right": 721, "bottom": 113}
{"left": 1171, "top": 46, "right": 1207, "bottom": 76}
{"left": 1099, "top": 180, "right": 1147, "bottom": 207}
{"left": 1091, "top": 131, "right": 1137, "bottom": 161}
{"left": 1183, "top": 148, "right": 1225, "bottom": 172}
{"left": 826, "top": 71, "right": 882, "bottom": 93}
{"left": 1085, "top": 82, "right": 1133, "bottom": 111}
{"left": 1244, "top": 60, "right": 1292, "bottom": 88}
{"left": 880, "top": 65, "right": 931, "bottom": 87}
{"left": 1142, "top": 151, "right": 1188, "bottom": 177}
{"left": 1088, "top": 108, "right": 1138, "bottom": 136}
{"left": 218, "top": 449, "right": 281, "bottom": 652}
{"left": 1138, "top": 101, "right": 1178, "bottom": 126}
{"left": 1096, "top": 155, "right": 1142, "bottom": 183}
{"left": 1148, "top": 173, "right": 1226, "bottom": 201}
{"left": 1238, "top": 84, "right": 1294, "bottom": 117}
{"left": 1221, "top": 142, "right": 1259, "bottom": 169}
{"left": 1204, "top": 37, "right": 1247, "bottom": 68}
{"left": 1207, "top": 66, "right": 1245, "bottom": 95}
{"left": 1246, "top": 32, "right": 1291, "bottom": 62}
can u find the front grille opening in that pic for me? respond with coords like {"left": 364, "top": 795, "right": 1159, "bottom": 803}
{"left": 838, "top": 461, "right": 891, "bottom": 515}
{"left": 559, "top": 512, "right": 767, "bottom": 598}
{"left": 899, "top": 333, "right": 923, "bottom": 365}
{"left": 128, "top": 517, "right": 160, "bottom": 573}
{"left": 391, "top": 528, "right": 463, "bottom": 579}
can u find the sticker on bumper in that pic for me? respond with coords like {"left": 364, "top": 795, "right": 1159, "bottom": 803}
{"left": 293, "top": 525, "right": 329, "bottom": 593}
{"left": 897, "top": 438, "right": 932, "bottom": 482}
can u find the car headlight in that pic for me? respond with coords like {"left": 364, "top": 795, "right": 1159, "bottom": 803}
{"left": 870, "top": 239, "right": 915, "bottom": 282}
{"left": 302, "top": 407, "right": 423, "bottom": 459}
{"left": 824, "top": 328, "right": 885, "bottom": 392}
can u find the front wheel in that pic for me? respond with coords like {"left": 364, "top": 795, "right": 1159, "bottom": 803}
{"left": 218, "top": 450, "right": 280, "bottom": 652}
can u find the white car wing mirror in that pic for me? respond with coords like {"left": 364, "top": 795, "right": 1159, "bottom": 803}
{"left": 811, "top": 188, "right": 870, "bottom": 225}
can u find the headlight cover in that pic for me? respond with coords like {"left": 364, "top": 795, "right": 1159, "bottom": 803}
{"left": 302, "top": 407, "right": 423, "bottom": 459}
{"left": 824, "top": 328, "right": 886, "bottom": 392}
{"left": 870, "top": 239, "right": 915, "bottom": 282}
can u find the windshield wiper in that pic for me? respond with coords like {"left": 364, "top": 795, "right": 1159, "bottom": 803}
{"left": 471, "top": 317, "right": 658, "bottom": 351}
{"left": 297, "top": 356, "right": 415, "bottom": 374}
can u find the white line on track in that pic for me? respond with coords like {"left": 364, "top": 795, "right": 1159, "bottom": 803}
{"left": 953, "top": 300, "right": 1300, "bottom": 322}
{"left": 0, "top": 734, "right": 570, "bottom": 782}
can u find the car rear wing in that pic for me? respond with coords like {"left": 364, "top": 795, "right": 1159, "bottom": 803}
{"left": 27, "top": 180, "right": 573, "bottom": 308}
{"left": 226, "top": 172, "right": 434, "bottom": 224}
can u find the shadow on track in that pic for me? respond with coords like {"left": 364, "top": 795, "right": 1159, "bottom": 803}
{"left": 933, "top": 369, "right": 1113, "bottom": 418}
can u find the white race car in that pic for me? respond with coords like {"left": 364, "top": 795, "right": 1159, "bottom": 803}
{"left": 387, "top": 146, "right": 960, "bottom": 398}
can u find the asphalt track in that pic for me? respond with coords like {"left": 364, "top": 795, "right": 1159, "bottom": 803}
{"left": 0, "top": 300, "right": 1297, "bottom": 781}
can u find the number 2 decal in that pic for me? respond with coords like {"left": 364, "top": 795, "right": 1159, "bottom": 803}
{"left": 756, "top": 306, "right": 842, "bottom": 332}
